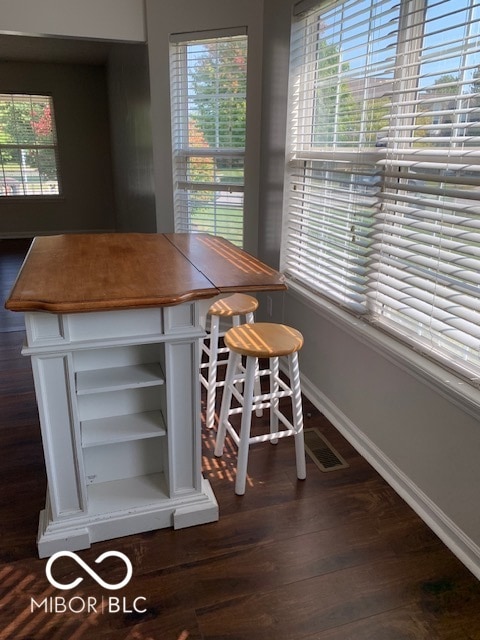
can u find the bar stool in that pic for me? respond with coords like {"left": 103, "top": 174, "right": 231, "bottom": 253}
{"left": 200, "top": 293, "right": 259, "bottom": 430}
{"left": 214, "top": 322, "right": 306, "bottom": 495}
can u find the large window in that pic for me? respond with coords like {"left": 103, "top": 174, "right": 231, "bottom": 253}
{"left": 283, "top": 0, "right": 480, "bottom": 383}
{"left": 170, "top": 29, "right": 248, "bottom": 247}
{"left": 0, "top": 93, "right": 60, "bottom": 196}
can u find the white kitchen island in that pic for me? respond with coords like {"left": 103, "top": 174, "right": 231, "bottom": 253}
{"left": 5, "top": 232, "right": 286, "bottom": 557}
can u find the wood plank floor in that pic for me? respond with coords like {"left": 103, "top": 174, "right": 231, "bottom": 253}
{"left": 0, "top": 238, "right": 479, "bottom": 640}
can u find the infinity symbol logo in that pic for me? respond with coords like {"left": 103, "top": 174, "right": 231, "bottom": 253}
{"left": 46, "top": 551, "right": 133, "bottom": 591}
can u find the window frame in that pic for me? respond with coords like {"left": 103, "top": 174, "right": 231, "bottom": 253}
{"left": 282, "top": 0, "right": 480, "bottom": 389}
{"left": 0, "top": 92, "right": 61, "bottom": 198}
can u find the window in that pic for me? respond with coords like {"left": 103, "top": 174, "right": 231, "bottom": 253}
{"left": 170, "top": 29, "right": 248, "bottom": 247}
{"left": 283, "top": 0, "right": 480, "bottom": 384}
{"left": 0, "top": 93, "right": 60, "bottom": 196}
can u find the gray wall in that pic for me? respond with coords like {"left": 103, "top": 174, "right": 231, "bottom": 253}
{"left": 108, "top": 43, "right": 156, "bottom": 232}
{"left": 260, "top": 0, "right": 480, "bottom": 578}
{"left": 0, "top": 0, "right": 145, "bottom": 42}
{"left": 0, "top": 61, "right": 116, "bottom": 237}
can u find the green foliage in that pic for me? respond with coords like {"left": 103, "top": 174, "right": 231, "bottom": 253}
{"left": 311, "top": 38, "right": 389, "bottom": 147}
{"left": 0, "top": 96, "right": 56, "bottom": 180}
{"left": 313, "top": 39, "right": 356, "bottom": 144}
{"left": 189, "top": 38, "right": 247, "bottom": 150}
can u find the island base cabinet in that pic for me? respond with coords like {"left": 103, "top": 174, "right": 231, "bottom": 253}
{"left": 24, "top": 305, "right": 219, "bottom": 558}
{"left": 37, "top": 477, "right": 218, "bottom": 558}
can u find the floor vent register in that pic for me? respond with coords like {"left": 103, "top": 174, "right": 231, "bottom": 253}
{"left": 303, "top": 427, "right": 349, "bottom": 472}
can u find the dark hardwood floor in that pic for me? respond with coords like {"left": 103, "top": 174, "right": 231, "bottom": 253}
{"left": 0, "top": 238, "right": 479, "bottom": 640}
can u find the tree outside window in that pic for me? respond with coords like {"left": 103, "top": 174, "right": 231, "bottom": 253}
{"left": 0, "top": 93, "right": 60, "bottom": 197}
{"left": 170, "top": 32, "right": 247, "bottom": 247}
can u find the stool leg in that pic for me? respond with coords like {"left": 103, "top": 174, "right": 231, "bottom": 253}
{"left": 231, "top": 316, "right": 246, "bottom": 399}
{"left": 214, "top": 350, "right": 240, "bottom": 457}
{"left": 231, "top": 313, "right": 261, "bottom": 417}
{"left": 235, "top": 355, "right": 257, "bottom": 495}
{"left": 206, "top": 315, "right": 220, "bottom": 430}
{"left": 269, "top": 356, "right": 279, "bottom": 444}
{"left": 246, "top": 311, "right": 263, "bottom": 418}
{"left": 289, "top": 352, "right": 306, "bottom": 480}
{"left": 253, "top": 360, "right": 263, "bottom": 418}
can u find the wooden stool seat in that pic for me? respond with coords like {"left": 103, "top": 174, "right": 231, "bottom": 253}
{"left": 209, "top": 293, "right": 259, "bottom": 317}
{"left": 225, "top": 322, "right": 303, "bottom": 358}
{"left": 215, "top": 322, "right": 306, "bottom": 495}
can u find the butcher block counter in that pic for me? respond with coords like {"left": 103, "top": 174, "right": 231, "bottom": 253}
{"left": 6, "top": 233, "right": 286, "bottom": 557}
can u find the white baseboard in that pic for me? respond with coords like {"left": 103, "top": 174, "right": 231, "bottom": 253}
{"left": 300, "top": 371, "right": 480, "bottom": 581}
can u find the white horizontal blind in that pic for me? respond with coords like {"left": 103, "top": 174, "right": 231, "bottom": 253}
{"left": 371, "top": 0, "right": 480, "bottom": 381}
{"left": 284, "top": 0, "right": 400, "bottom": 313}
{"left": 170, "top": 32, "right": 247, "bottom": 247}
{"left": 0, "top": 93, "right": 60, "bottom": 196}
{"left": 286, "top": 157, "right": 379, "bottom": 313}
{"left": 283, "top": 0, "right": 480, "bottom": 383}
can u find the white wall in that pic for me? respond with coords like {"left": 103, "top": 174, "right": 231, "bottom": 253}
{"left": 0, "top": 0, "right": 145, "bottom": 42}
{"left": 145, "top": 0, "right": 264, "bottom": 252}
{"left": 260, "top": 0, "right": 480, "bottom": 578}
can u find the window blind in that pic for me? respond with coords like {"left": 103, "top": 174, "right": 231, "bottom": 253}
{"left": 170, "top": 31, "right": 248, "bottom": 247}
{"left": 283, "top": 0, "right": 480, "bottom": 383}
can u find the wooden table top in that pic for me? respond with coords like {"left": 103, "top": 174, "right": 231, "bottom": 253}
{"left": 5, "top": 233, "right": 286, "bottom": 313}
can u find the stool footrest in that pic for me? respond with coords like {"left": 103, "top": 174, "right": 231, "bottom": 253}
{"left": 229, "top": 375, "right": 292, "bottom": 409}
{"left": 248, "top": 427, "right": 298, "bottom": 444}
{"left": 201, "top": 345, "right": 229, "bottom": 360}
{"left": 273, "top": 407, "right": 298, "bottom": 434}
{"left": 221, "top": 420, "right": 241, "bottom": 447}
{"left": 200, "top": 373, "right": 227, "bottom": 390}
{"left": 200, "top": 359, "right": 228, "bottom": 371}
{"left": 201, "top": 375, "right": 227, "bottom": 390}
{"left": 221, "top": 418, "right": 301, "bottom": 448}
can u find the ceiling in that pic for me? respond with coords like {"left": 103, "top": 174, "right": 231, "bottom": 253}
{"left": 0, "top": 33, "right": 114, "bottom": 65}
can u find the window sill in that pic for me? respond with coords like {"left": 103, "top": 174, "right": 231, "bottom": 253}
{"left": 0, "top": 195, "right": 64, "bottom": 203}
{"left": 287, "top": 279, "right": 480, "bottom": 420}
